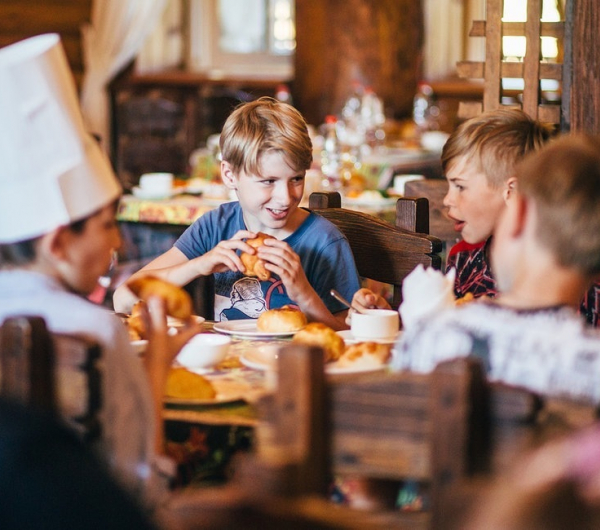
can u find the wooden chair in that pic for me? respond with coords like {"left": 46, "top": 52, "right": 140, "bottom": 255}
{"left": 164, "top": 343, "right": 598, "bottom": 529}
{"left": 252, "top": 345, "right": 599, "bottom": 529}
{"left": 308, "top": 191, "right": 443, "bottom": 308}
{"left": 0, "top": 315, "right": 103, "bottom": 443}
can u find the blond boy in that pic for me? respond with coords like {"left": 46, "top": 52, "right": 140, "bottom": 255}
{"left": 115, "top": 98, "right": 360, "bottom": 330}
{"left": 394, "top": 134, "right": 600, "bottom": 403}
{"left": 352, "top": 108, "right": 551, "bottom": 311}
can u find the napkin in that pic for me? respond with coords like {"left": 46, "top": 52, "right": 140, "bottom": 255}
{"left": 399, "top": 265, "right": 456, "bottom": 330}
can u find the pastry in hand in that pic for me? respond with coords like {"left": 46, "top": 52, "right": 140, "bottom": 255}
{"left": 292, "top": 322, "right": 345, "bottom": 362}
{"left": 126, "top": 276, "right": 193, "bottom": 320}
{"left": 165, "top": 367, "right": 216, "bottom": 400}
{"left": 241, "top": 232, "right": 275, "bottom": 281}
{"left": 257, "top": 305, "right": 307, "bottom": 333}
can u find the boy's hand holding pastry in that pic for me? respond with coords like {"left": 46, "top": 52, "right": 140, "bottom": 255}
{"left": 255, "top": 237, "right": 313, "bottom": 304}
{"left": 192, "top": 229, "right": 258, "bottom": 276}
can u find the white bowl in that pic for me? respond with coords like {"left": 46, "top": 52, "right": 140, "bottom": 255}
{"left": 176, "top": 333, "right": 231, "bottom": 369}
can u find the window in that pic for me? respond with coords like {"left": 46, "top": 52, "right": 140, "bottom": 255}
{"left": 501, "top": 0, "right": 562, "bottom": 91}
{"left": 188, "top": 0, "right": 295, "bottom": 78}
{"left": 136, "top": 0, "right": 295, "bottom": 78}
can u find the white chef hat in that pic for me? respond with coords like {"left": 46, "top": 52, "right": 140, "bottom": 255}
{"left": 0, "top": 33, "right": 121, "bottom": 244}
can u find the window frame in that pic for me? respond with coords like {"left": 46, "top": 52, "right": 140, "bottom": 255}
{"left": 188, "top": 0, "right": 294, "bottom": 79}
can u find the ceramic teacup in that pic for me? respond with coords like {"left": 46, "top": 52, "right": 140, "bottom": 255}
{"left": 139, "top": 172, "right": 174, "bottom": 196}
{"left": 351, "top": 309, "right": 400, "bottom": 341}
{"left": 176, "top": 333, "right": 231, "bottom": 369}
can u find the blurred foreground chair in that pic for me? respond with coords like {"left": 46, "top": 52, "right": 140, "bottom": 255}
{"left": 253, "top": 346, "right": 600, "bottom": 529}
{"left": 166, "top": 342, "right": 600, "bottom": 530}
{"left": 0, "top": 315, "right": 103, "bottom": 443}
{"left": 164, "top": 344, "right": 540, "bottom": 529}
{"left": 308, "top": 191, "right": 442, "bottom": 308}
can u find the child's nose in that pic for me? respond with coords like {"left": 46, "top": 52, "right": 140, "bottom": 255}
{"left": 442, "top": 189, "right": 453, "bottom": 208}
{"left": 274, "top": 183, "right": 292, "bottom": 202}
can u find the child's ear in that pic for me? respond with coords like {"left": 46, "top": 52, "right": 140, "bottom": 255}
{"left": 503, "top": 177, "right": 518, "bottom": 202}
{"left": 221, "top": 161, "right": 238, "bottom": 190}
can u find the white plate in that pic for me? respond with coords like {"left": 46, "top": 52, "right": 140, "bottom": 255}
{"left": 240, "top": 346, "right": 388, "bottom": 374}
{"left": 130, "top": 339, "right": 148, "bottom": 355}
{"left": 336, "top": 329, "right": 401, "bottom": 345}
{"left": 131, "top": 186, "right": 175, "bottom": 200}
{"left": 167, "top": 315, "right": 206, "bottom": 327}
{"left": 213, "top": 319, "right": 296, "bottom": 339}
{"left": 343, "top": 196, "right": 398, "bottom": 208}
{"left": 164, "top": 379, "right": 246, "bottom": 405}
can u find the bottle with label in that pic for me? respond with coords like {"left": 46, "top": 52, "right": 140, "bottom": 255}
{"left": 361, "top": 86, "right": 386, "bottom": 148}
{"left": 412, "top": 82, "right": 437, "bottom": 133}
{"left": 275, "top": 83, "right": 293, "bottom": 105}
{"left": 320, "top": 115, "right": 342, "bottom": 189}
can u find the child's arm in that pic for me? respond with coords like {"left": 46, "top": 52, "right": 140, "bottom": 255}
{"left": 352, "top": 288, "right": 392, "bottom": 311}
{"left": 113, "top": 230, "right": 257, "bottom": 313}
{"left": 141, "top": 297, "right": 203, "bottom": 455}
{"left": 258, "top": 238, "right": 348, "bottom": 330}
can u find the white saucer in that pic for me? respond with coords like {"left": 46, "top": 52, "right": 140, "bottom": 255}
{"left": 336, "top": 329, "right": 401, "bottom": 345}
{"left": 131, "top": 186, "right": 175, "bottom": 200}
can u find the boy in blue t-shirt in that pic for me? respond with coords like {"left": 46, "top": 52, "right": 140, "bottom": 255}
{"left": 115, "top": 98, "right": 360, "bottom": 329}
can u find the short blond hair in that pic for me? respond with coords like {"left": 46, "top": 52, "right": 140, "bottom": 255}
{"left": 517, "top": 134, "right": 600, "bottom": 276}
{"left": 219, "top": 97, "right": 313, "bottom": 177}
{"left": 442, "top": 108, "right": 553, "bottom": 188}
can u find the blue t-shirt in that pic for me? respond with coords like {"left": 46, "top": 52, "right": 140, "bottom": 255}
{"left": 174, "top": 201, "right": 361, "bottom": 321}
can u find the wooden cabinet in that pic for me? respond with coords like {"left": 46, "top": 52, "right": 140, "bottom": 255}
{"left": 110, "top": 72, "right": 284, "bottom": 188}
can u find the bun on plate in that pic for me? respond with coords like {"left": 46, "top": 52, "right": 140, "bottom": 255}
{"left": 292, "top": 322, "right": 345, "bottom": 362}
{"left": 126, "top": 276, "right": 192, "bottom": 320}
{"left": 257, "top": 306, "right": 307, "bottom": 333}
{"left": 165, "top": 367, "right": 216, "bottom": 400}
{"left": 126, "top": 300, "right": 147, "bottom": 340}
{"left": 241, "top": 232, "right": 275, "bottom": 281}
{"left": 337, "top": 342, "right": 392, "bottom": 369}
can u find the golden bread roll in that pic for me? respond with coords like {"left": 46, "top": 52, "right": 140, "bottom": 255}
{"left": 126, "top": 300, "right": 147, "bottom": 340}
{"left": 257, "top": 306, "right": 307, "bottom": 333}
{"left": 126, "top": 276, "right": 193, "bottom": 320}
{"left": 241, "top": 232, "right": 275, "bottom": 281}
{"left": 165, "top": 367, "right": 216, "bottom": 400}
{"left": 292, "top": 322, "right": 345, "bottom": 362}
{"left": 337, "top": 341, "right": 392, "bottom": 368}
{"left": 455, "top": 292, "right": 475, "bottom": 306}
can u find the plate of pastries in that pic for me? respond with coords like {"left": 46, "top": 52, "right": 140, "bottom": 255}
{"left": 236, "top": 308, "right": 394, "bottom": 374}
{"left": 164, "top": 367, "right": 247, "bottom": 404}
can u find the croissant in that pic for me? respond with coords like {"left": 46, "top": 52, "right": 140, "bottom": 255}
{"left": 126, "top": 276, "right": 193, "bottom": 320}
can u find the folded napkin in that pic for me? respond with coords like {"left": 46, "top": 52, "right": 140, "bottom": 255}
{"left": 399, "top": 265, "right": 456, "bottom": 330}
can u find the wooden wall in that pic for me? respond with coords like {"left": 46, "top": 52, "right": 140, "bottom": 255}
{"left": 1, "top": 0, "right": 600, "bottom": 135}
{"left": 565, "top": 0, "right": 600, "bottom": 134}
{"left": 0, "top": 0, "right": 91, "bottom": 87}
{"left": 294, "top": 0, "right": 424, "bottom": 127}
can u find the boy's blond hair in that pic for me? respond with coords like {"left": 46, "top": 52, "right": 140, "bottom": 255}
{"left": 219, "top": 97, "right": 313, "bottom": 177}
{"left": 442, "top": 108, "right": 553, "bottom": 188}
{"left": 517, "top": 134, "right": 600, "bottom": 276}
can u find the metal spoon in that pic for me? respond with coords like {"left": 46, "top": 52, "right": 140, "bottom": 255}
{"left": 330, "top": 289, "right": 367, "bottom": 314}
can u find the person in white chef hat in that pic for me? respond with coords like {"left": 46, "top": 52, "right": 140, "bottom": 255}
{"left": 0, "top": 34, "right": 201, "bottom": 511}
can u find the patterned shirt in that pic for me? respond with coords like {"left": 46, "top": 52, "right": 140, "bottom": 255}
{"left": 393, "top": 301, "right": 600, "bottom": 403}
{"left": 581, "top": 282, "right": 600, "bottom": 328}
{"left": 445, "top": 238, "right": 497, "bottom": 299}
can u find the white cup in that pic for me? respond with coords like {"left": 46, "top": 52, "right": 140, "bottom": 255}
{"left": 351, "top": 309, "right": 400, "bottom": 341}
{"left": 176, "top": 333, "right": 231, "bottom": 369}
{"left": 393, "top": 174, "right": 425, "bottom": 195}
{"left": 139, "top": 172, "right": 174, "bottom": 195}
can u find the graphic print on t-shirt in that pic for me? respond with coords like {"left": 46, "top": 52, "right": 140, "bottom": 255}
{"left": 217, "top": 276, "right": 292, "bottom": 321}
